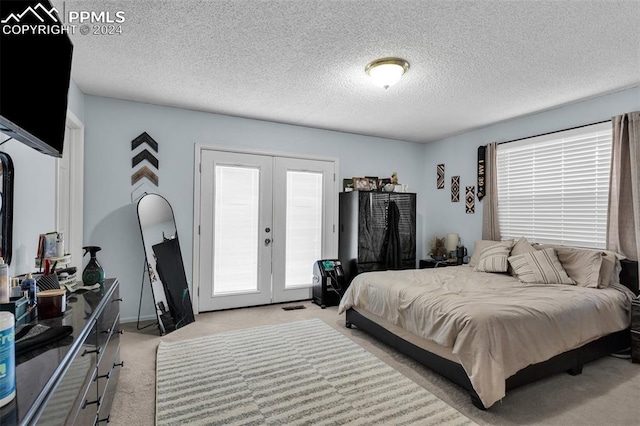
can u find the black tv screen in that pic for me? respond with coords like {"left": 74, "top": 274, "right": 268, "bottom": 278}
{"left": 0, "top": 0, "right": 73, "bottom": 158}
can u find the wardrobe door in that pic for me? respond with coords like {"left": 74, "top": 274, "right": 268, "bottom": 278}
{"left": 390, "top": 193, "right": 416, "bottom": 267}
{"left": 357, "top": 192, "right": 388, "bottom": 265}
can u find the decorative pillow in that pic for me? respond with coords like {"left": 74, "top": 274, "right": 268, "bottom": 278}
{"left": 508, "top": 248, "right": 575, "bottom": 285}
{"left": 510, "top": 237, "right": 536, "bottom": 257}
{"left": 555, "top": 247, "right": 603, "bottom": 288}
{"left": 534, "top": 243, "right": 623, "bottom": 288}
{"left": 469, "top": 240, "right": 504, "bottom": 267}
{"left": 474, "top": 241, "right": 514, "bottom": 273}
{"left": 508, "top": 237, "right": 537, "bottom": 275}
{"left": 599, "top": 250, "right": 622, "bottom": 288}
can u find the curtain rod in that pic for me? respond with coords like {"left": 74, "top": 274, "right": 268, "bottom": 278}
{"left": 496, "top": 119, "right": 611, "bottom": 146}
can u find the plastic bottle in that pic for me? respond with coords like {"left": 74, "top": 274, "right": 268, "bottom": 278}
{"left": 56, "top": 232, "right": 64, "bottom": 258}
{"left": 0, "top": 311, "right": 15, "bottom": 408}
{"left": 21, "top": 273, "right": 37, "bottom": 306}
{"left": 0, "top": 258, "right": 8, "bottom": 304}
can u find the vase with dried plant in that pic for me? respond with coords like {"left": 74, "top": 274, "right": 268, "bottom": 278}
{"left": 429, "top": 236, "right": 448, "bottom": 260}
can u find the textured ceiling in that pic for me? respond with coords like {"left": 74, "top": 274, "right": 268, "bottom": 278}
{"left": 52, "top": 1, "right": 640, "bottom": 143}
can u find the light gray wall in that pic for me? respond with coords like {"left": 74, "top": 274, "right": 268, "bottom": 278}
{"left": 83, "top": 95, "right": 425, "bottom": 322}
{"left": 422, "top": 86, "right": 640, "bottom": 257}
{"left": 68, "top": 80, "right": 85, "bottom": 123}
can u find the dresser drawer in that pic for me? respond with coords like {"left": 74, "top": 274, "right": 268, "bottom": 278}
{"left": 631, "top": 330, "right": 640, "bottom": 364}
{"left": 97, "top": 312, "right": 120, "bottom": 369}
{"left": 631, "top": 300, "right": 640, "bottom": 332}
{"left": 97, "top": 350, "right": 122, "bottom": 424}
{"left": 36, "top": 339, "right": 98, "bottom": 425}
{"left": 96, "top": 319, "right": 121, "bottom": 399}
{"left": 96, "top": 289, "right": 121, "bottom": 348}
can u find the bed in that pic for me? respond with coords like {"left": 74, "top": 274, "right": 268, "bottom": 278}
{"left": 338, "top": 244, "right": 639, "bottom": 410}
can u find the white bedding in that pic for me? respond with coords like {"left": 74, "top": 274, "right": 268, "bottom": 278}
{"left": 338, "top": 265, "right": 634, "bottom": 408}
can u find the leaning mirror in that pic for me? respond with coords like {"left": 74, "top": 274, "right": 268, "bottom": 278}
{"left": 0, "top": 153, "right": 14, "bottom": 264}
{"left": 137, "top": 193, "right": 194, "bottom": 335}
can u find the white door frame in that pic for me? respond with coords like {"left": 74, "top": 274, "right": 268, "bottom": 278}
{"left": 56, "top": 110, "right": 84, "bottom": 270}
{"left": 192, "top": 144, "right": 339, "bottom": 314}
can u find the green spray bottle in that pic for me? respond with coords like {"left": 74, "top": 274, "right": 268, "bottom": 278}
{"left": 82, "top": 246, "right": 105, "bottom": 286}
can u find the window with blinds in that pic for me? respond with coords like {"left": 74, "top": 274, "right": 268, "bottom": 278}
{"left": 496, "top": 121, "right": 612, "bottom": 249}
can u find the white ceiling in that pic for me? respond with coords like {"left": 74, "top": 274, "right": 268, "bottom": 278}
{"left": 53, "top": 1, "right": 640, "bottom": 143}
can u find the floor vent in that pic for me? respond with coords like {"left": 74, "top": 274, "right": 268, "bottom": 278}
{"left": 282, "top": 305, "right": 306, "bottom": 311}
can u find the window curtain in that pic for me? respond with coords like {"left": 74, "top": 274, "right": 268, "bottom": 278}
{"left": 607, "top": 112, "right": 640, "bottom": 261}
{"left": 482, "top": 142, "right": 501, "bottom": 240}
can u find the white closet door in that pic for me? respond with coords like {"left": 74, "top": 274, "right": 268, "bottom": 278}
{"left": 271, "top": 157, "right": 335, "bottom": 303}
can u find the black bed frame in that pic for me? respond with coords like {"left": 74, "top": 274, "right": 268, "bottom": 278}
{"left": 345, "top": 259, "right": 639, "bottom": 410}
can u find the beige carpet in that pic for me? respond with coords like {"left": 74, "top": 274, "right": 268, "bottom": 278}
{"left": 111, "top": 302, "right": 640, "bottom": 425}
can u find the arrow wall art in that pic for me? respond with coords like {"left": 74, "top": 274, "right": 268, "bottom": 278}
{"left": 131, "top": 132, "right": 159, "bottom": 202}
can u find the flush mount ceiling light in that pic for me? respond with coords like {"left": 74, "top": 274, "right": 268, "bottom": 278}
{"left": 365, "top": 57, "right": 410, "bottom": 89}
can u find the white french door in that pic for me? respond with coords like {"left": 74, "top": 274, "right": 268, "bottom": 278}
{"left": 198, "top": 149, "right": 335, "bottom": 311}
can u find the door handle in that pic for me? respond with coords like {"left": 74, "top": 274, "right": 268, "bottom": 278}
{"left": 265, "top": 238, "right": 271, "bottom": 246}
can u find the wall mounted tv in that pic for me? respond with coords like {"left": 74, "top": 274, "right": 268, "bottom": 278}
{"left": 0, "top": 0, "right": 74, "bottom": 158}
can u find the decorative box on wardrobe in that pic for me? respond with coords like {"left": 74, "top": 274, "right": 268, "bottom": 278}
{"left": 338, "top": 191, "right": 416, "bottom": 285}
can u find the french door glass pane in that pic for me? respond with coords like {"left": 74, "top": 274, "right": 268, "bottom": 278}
{"left": 214, "top": 166, "right": 260, "bottom": 294}
{"left": 285, "top": 171, "right": 323, "bottom": 288}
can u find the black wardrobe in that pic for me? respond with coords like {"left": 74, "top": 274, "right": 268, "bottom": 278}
{"left": 338, "top": 191, "right": 416, "bottom": 285}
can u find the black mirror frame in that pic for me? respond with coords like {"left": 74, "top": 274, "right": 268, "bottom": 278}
{"left": 0, "top": 153, "right": 14, "bottom": 264}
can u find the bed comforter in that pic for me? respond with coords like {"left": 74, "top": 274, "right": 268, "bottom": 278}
{"left": 338, "top": 265, "right": 634, "bottom": 408}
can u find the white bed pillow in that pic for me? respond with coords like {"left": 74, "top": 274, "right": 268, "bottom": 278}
{"left": 509, "top": 248, "right": 576, "bottom": 285}
{"left": 474, "top": 240, "right": 514, "bottom": 273}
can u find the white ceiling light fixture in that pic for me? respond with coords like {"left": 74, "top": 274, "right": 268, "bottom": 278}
{"left": 365, "top": 57, "right": 410, "bottom": 89}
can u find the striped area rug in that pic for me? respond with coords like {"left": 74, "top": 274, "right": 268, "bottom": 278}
{"left": 156, "top": 319, "right": 475, "bottom": 425}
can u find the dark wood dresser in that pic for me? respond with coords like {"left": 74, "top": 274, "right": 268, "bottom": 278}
{"left": 0, "top": 278, "right": 122, "bottom": 425}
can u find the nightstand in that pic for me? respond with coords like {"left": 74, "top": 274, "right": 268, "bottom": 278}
{"left": 632, "top": 299, "right": 640, "bottom": 363}
{"left": 419, "top": 259, "right": 456, "bottom": 269}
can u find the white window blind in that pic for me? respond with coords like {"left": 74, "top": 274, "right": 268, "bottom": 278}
{"left": 496, "top": 122, "right": 611, "bottom": 249}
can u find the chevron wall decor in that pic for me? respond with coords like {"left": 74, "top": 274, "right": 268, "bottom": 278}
{"left": 451, "top": 176, "right": 460, "bottom": 202}
{"left": 131, "top": 132, "right": 159, "bottom": 202}
{"left": 436, "top": 164, "right": 445, "bottom": 189}
{"left": 465, "top": 186, "right": 475, "bottom": 214}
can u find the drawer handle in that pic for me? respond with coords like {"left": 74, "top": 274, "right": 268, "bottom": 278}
{"left": 114, "top": 361, "right": 124, "bottom": 368}
{"left": 82, "top": 347, "right": 101, "bottom": 357}
{"left": 97, "top": 371, "right": 111, "bottom": 380}
{"left": 101, "top": 328, "right": 112, "bottom": 334}
{"left": 83, "top": 396, "right": 102, "bottom": 408}
{"left": 113, "top": 298, "right": 123, "bottom": 302}
{"left": 97, "top": 415, "right": 110, "bottom": 423}
{"left": 117, "top": 329, "right": 124, "bottom": 335}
